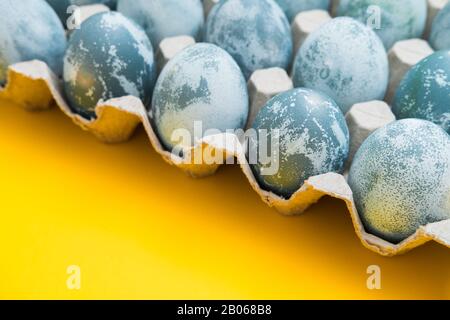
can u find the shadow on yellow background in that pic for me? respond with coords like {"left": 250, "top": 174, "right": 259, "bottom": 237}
{"left": 0, "top": 99, "right": 449, "bottom": 300}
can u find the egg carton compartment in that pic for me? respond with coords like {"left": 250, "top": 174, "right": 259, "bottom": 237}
{"left": 0, "top": 59, "right": 449, "bottom": 257}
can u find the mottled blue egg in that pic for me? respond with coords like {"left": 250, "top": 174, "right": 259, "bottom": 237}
{"left": 349, "top": 119, "right": 450, "bottom": 244}
{"left": 63, "top": 12, "right": 156, "bottom": 119}
{"left": 275, "top": 0, "right": 331, "bottom": 22}
{"left": 0, "top": 0, "right": 66, "bottom": 85}
{"left": 430, "top": 2, "right": 450, "bottom": 51}
{"left": 249, "top": 88, "right": 350, "bottom": 199}
{"left": 393, "top": 51, "right": 450, "bottom": 134}
{"left": 117, "top": 0, "right": 204, "bottom": 47}
{"left": 46, "top": 0, "right": 117, "bottom": 25}
{"left": 205, "top": 0, "right": 293, "bottom": 79}
{"left": 151, "top": 43, "right": 249, "bottom": 151}
{"left": 292, "top": 17, "right": 389, "bottom": 114}
{"left": 337, "top": 0, "right": 427, "bottom": 50}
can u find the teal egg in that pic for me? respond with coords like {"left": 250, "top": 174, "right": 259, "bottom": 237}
{"left": 393, "top": 50, "right": 450, "bottom": 134}
{"left": 249, "top": 88, "right": 350, "bottom": 199}
{"left": 63, "top": 12, "right": 156, "bottom": 119}
{"left": 205, "top": 0, "right": 293, "bottom": 79}
{"left": 292, "top": 17, "right": 389, "bottom": 114}
{"left": 274, "top": 0, "right": 331, "bottom": 22}
{"left": 151, "top": 43, "right": 249, "bottom": 151}
{"left": 337, "top": 0, "right": 427, "bottom": 50}
{"left": 349, "top": 119, "right": 450, "bottom": 244}
{"left": 0, "top": 0, "right": 67, "bottom": 85}
{"left": 46, "top": 0, "right": 117, "bottom": 26}
{"left": 430, "top": 2, "right": 450, "bottom": 51}
{"left": 117, "top": 0, "right": 204, "bottom": 47}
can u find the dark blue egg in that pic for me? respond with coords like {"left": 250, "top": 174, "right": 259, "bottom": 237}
{"left": 393, "top": 50, "right": 450, "bottom": 134}
{"left": 205, "top": 0, "right": 293, "bottom": 79}
{"left": 430, "top": 2, "right": 450, "bottom": 51}
{"left": 63, "top": 12, "right": 156, "bottom": 119}
{"left": 249, "top": 88, "right": 350, "bottom": 199}
{"left": 46, "top": 0, "right": 117, "bottom": 25}
{"left": 275, "top": 0, "right": 330, "bottom": 22}
{"left": 0, "top": 0, "right": 66, "bottom": 85}
{"left": 349, "top": 119, "right": 450, "bottom": 244}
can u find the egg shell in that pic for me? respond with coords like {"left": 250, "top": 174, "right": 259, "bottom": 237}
{"left": 0, "top": 0, "right": 67, "bottom": 85}
{"left": 292, "top": 17, "right": 389, "bottom": 114}
{"left": 393, "top": 50, "right": 450, "bottom": 134}
{"left": 117, "top": 0, "right": 204, "bottom": 47}
{"left": 151, "top": 43, "right": 249, "bottom": 151}
{"left": 275, "top": 0, "right": 331, "bottom": 22}
{"left": 205, "top": 0, "right": 293, "bottom": 79}
{"left": 430, "top": 2, "right": 450, "bottom": 50}
{"left": 46, "top": 0, "right": 117, "bottom": 24}
{"left": 250, "top": 88, "right": 350, "bottom": 199}
{"left": 337, "top": 0, "right": 427, "bottom": 50}
{"left": 349, "top": 119, "right": 450, "bottom": 244}
{"left": 63, "top": 12, "right": 156, "bottom": 119}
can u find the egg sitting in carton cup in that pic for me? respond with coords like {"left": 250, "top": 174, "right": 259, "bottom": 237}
{"left": 0, "top": 0, "right": 449, "bottom": 256}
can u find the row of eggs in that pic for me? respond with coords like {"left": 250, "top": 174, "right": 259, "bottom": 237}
{"left": 0, "top": 0, "right": 449, "bottom": 244}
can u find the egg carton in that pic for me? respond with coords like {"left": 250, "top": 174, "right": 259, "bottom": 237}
{"left": 0, "top": 59, "right": 449, "bottom": 257}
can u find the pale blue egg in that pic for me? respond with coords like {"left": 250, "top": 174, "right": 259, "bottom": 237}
{"left": 430, "top": 2, "right": 450, "bottom": 51}
{"left": 0, "top": 0, "right": 66, "bottom": 85}
{"left": 292, "top": 17, "right": 389, "bottom": 114}
{"left": 117, "top": 0, "right": 204, "bottom": 47}
{"left": 250, "top": 88, "right": 350, "bottom": 199}
{"left": 46, "top": 0, "right": 117, "bottom": 26}
{"left": 349, "top": 119, "right": 450, "bottom": 244}
{"left": 337, "top": 0, "right": 427, "bottom": 50}
{"left": 151, "top": 43, "right": 249, "bottom": 151}
{"left": 275, "top": 0, "right": 330, "bottom": 22}
{"left": 393, "top": 51, "right": 450, "bottom": 134}
{"left": 63, "top": 12, "right": 156, "bottom": 119}
{"left": 205, "top": 0, "right": 293, "bottom": 79}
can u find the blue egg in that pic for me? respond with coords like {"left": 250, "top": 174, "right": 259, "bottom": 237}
{"left": 275, "top": 0, "right": 331, "bottom": 22}
{"left": 117, "top": 0, "right": 204, "bottom": 47}
{"left": 393, "top": 51, "right": 450, "bottom": 134}
{"left": 205, "top": 0, "right": 293, "bottom": 79}
{"left": 0, "top": 0, "right": 66, "bottom": 85}
{"left": 63, "top": 12, "right": 156, "bottom": 119}
{"left": 292, "top": 17, "right": 388, "bottom": 114}
{"left": 337, "top": 0, "right": 427, "bottom": 50}
{"left": 349, "top": 119, "right": 450, "bottom": 244}
{"left": 151, "top": 43, "right": 249, "bottom": 151}
{"left": 249, "top": 88, "right": 350, "bottom": 199}
{"left": 430, "top": 2, "right": 450, "bottom": 50}
{"left": 46, "top": 0, "right": 117, "bottom": 25}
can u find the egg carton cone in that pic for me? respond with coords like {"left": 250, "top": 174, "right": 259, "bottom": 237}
{"left": 425, "top": 0, "right": 449, "bottom": 39}
{"left": 1, "top": 59, "right": 449, "bottom": 256}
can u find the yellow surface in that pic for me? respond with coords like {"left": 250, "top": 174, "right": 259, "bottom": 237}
{"left": 0, "top": 98, "right": 449, "bottom": 300}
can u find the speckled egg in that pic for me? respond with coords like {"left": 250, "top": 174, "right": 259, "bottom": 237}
{"left": 205, "top": 0, "right": 293, "bottom": 79}
{"left": 275, "top": 0, "right": 331, "bottom": 22}
{"left": 46, "top": 0, "right": 117, "bottom": 25}
{"left": 337, "top": 0, "right": 427, "bottom": 50}
{"left": 151, "top": 43, "right": 249, "bottom": 151}
{"left": 0, "top": 0, "right": 66, "bottom": 85}
{"left": 292, "top": 17, "right": 389, "bottom": 114}
{"left": 249, "top": 88, "right": 350, "bottom": 199}
{"left": 392, "top": 51, "right": 450, "bottom": 134}
{"left": 117, "top": 0, "right": 204, "bottom": 47}
{"left": 349, "top": 119, "right": 450, "bottom": 244}
{"left": 430, "top": 2, "right": 450, "bottom": 51}
{"left": 63, "top": 12, "right": 156, "bottom": 119}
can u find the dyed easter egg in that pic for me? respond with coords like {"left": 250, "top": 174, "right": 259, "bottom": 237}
{"left": 151, "top": 43, "right": 249, "bottom": 151}
{"left": 275, "top": 0, "right": 331, "bottom": 22}
{"left": 430, "top": 2, "right": 450, "bottom": 50}
{"left": 249, "top": 88, "right": 350, "bottom": 199}
{"left": 337, "top": 0, "right": 427, "bottom": 50}
{"left": 63, "top": 12, "right": 156, "bottom": 119}
{"left": 292, "top": 17, "right": 389, "bottom": 114}
{"left": 392, "top": 51, "right": 450, "bottom": 134}
{"left": 205, "top": 0, "right": 293, "bottom": 79}
{"left": 349, "top": 119, "right": 450, "bottom": 244}
{"left": 46, "top": 0, "right": 117, "bottom": 25}
{"left": 0, "top": 0, "right": 66, "bottom": 85}
{"left": 117, "top": 0, "right": 204, "bottom": 47}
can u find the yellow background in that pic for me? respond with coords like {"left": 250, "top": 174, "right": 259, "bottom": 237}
{"left": 0, "top": 98, "right": 449, "bottom": 300}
